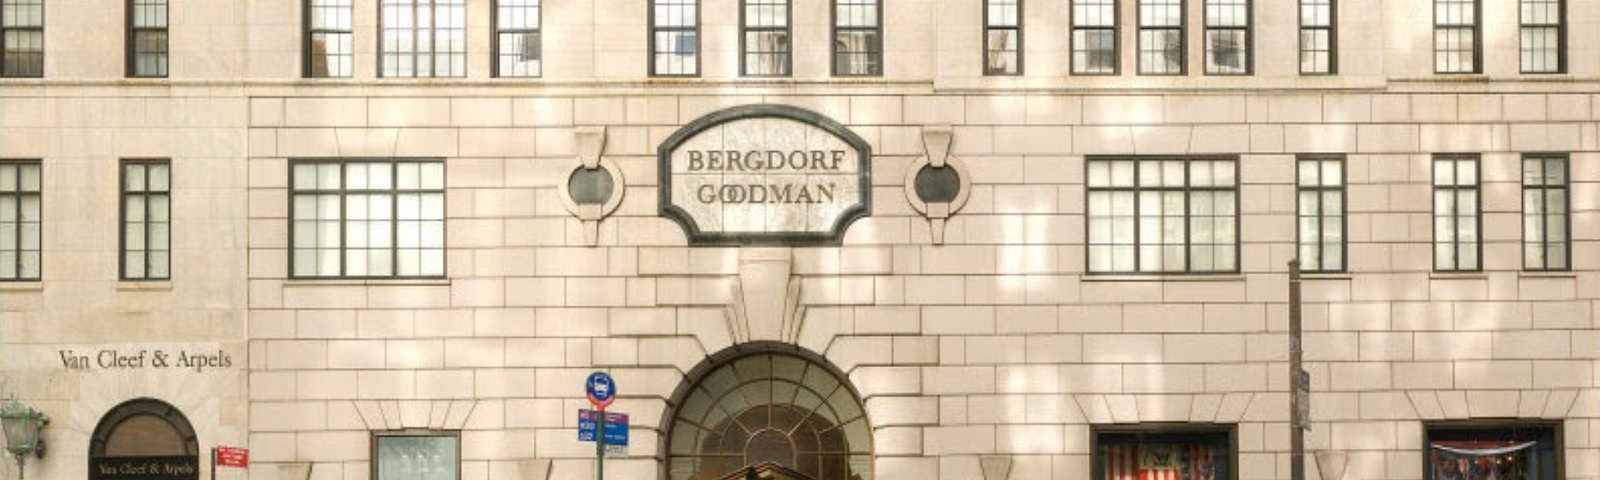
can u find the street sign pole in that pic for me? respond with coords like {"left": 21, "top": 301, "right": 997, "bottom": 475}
{"left": 585, "top": 371, "right": 616, "bottom": 480}
{"left": 1289, "top": 259, "right": 1305, "bottom": 480}
{"left": 596, "top": 405, "right": 605, "bottom": 480}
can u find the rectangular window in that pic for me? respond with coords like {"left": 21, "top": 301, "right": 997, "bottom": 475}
{"left": 121, "top": 160, "right": 170, "bottom": 281}
{"left": 651, "top": 0, "right": 698, "bottom": 76}
{"left": 1519, "top": 0, "right": 1563, "bottom": 73}
{"left": 0, "top": 161, "right": 41, "bottom": 281}
{"left": 1433, "top": 154, "right": 1480, "bottom": 272}
{"left": 832, "top": 0, "right": 881, "bottom": 76}
{"left": 1425, "top": 424, "right": 1559, "bottom": 480}
{"left": 374, "top": 431, "right": 459, "bottom": 480}
{"left": 1522, "top": 154, "right": 1568, "bottom": 271}
{"left": 1, "top": 0, "right": 43, "bottom": 77}
{"left": 1095, "top": 428, "right": 1233, "bottom": 480}
{"left": 494, "top": 0, "right": 541, "bottom": 77}
{"left": 984, "top": 0, "right": 1020, "bottom": 75}
{"left": 291, "top": 160, "right": 445, "bottom": 279}
{"left": 1298, "top": 0, "right": 1334, "bottom": 74}
{"left": 1434, "top": 0, "right": 1479, "bottom": 73}
{"left": 1087, "top": 157, "right": 1238, "bottom": 274}
{"left": 1297, "top": 156, "right": 1345, "bottom": 273}
{"left": 381, "top": 0, "right": 466, "bottom": 78}
{"left": 1139, "top": 0, "right": 1183, "bottom": 75}
{"left": 305, "top": 0, "right": 353, "bottom": 78}
{"left": 1071, "top": 0, "right": 1117, "bottom": 75}
{"left": 742, "top": 0, "right": 790, "bottom": 76}
{"left": 1204, "top": 0, "right": 1249, "bottom": 74}
{"left": 128, "top": 0, "right": 168, "bottom": 77}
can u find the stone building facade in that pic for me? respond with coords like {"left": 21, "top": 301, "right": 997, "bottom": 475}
{"left": 0, "top": 1, "right": 1596, "bottom": 480}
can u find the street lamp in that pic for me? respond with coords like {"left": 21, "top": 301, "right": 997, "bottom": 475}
{"left": 0, "top": 396, "right": 48, "bottom": 479}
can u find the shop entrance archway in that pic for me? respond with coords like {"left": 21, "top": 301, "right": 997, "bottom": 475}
{"left": 661, "top": 342, "right": 873, "bottom": 480}
{"left": 88, "top": 398, "right": 200, "bottom": 480}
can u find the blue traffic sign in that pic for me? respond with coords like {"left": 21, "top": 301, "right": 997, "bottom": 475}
{"left": 577, "top": 410, "right": 629, "bottom": 446}
{"left": 586, "top": 371, "right": 616, "bottom": 408}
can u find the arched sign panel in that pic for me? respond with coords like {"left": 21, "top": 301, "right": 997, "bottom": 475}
{"left": 89, "top": 399, "right": 200, "bottom": 480}
{"left": 658, "top": 105, "right": 873, "bottom": 245}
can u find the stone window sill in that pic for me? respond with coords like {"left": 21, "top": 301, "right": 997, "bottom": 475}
{"left": 1430, "top": 272, "right": 1488, "bottom": 280}
{"left": 0, "top": 282, "right": 42, "bottom": 292}
{"left": 1082, "top": 274, "right": 1245, "bottom": 283}
{"left": 1518, "top": 271, "right": 1577, "bottom": 279}
{"left": 118, "top": 281, "right": 173, "bottom": 292}
{"left": 284, "top": 278, "right": 452, "bottom": 287}
{"left": 1301, "top": 273, "right": 1353, "bottom": 281}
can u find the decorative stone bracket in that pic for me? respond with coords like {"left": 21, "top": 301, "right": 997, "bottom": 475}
{"left": 557, "top": 126, "right": 625, "bottom": 246}
{"left": 905, "top": 125, "right": 972, "bottom": 244}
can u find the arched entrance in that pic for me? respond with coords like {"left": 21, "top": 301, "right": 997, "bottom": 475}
{"left": 662, "top": 342, "right": 872, "bottom": 480}
{"left": 89, "top": 398, "right": 200, "bottom": 480}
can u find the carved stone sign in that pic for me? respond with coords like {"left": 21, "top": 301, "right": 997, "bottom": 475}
{"left": 659, "top": 105, "right": 872, "bottom": 244}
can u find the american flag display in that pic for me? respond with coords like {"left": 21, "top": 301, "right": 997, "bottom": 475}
{"left": 1103, "top": 442, "right": 1221, "bottom": 480}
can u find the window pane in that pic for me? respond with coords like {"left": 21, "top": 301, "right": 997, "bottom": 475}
{"left": 376, "top": 435, "right": 459, "bottom": 480}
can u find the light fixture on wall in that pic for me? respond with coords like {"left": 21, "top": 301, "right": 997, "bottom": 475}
{"left": 0, "top": 396, "right": 48, "bottom": 479}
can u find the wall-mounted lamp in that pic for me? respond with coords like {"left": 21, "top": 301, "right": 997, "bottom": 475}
{"left": 0, "top": 396, "right": 48, "bottom": 479}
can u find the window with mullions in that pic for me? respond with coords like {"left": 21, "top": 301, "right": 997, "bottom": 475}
{"left": 1433, "top": 155, "right": 1480, "bottom": 272}
{"left": 373, "top": 431, "right": 459, "bottom": 480}
{"left": 290, "top": 160, "right": 445, "bottom": 279}
{"left": 381, "top": 0, "right": 466, "bottom": 78}
{"left": 1297, "top": 156, "right": 1345, "bottom": 272}
{"left": 0, "top": 161, "right": 40, "bottom": 281}
{"left": 1519, "top": 0, "right": 1563, "bottom": 73}
{"left": 1204, "top": 0, "right": 1249, "bottom": 74}
{"left": 984, "top": 0, "right": 1020, "bottom": 75}
{"left": 128, "top": 0, "right": 168, "bottom": 77}
{"left": 1434, "top": 0, "right": 1479, "bottom": 74}
{"left": 651, "top": 0, "right": 698, "bottom": 76}
{"left": 1, "top": 0, "right": 43, "bottom": 77}
{"left": 1299, "top": 0, "right": 1335, "bottom": 74}
{"left": 305, "top": 0, "right": 353, "bottom": 78}
{"left": 1139, "top": 0, "right": 1183, "bottom": 75}
{"left": 1522, "top": 155, "right": 1568, "bottom": 271}
{"left": 1087, "top": 157, "right": 1238, "bottom": 274}
{"left": 832, "top": 0, "right": 880, "bottom": 76}
{"left": 121, "top": 160, "right": 170, "bottom": 281}
{"left": 742, "top": 0, "right": 791, "bottom": 76}
{"left": 1095, "top": 428, "right": 1233, "bottom": 480}
{"left": 1071, "top": 0, "right": 1117, "bottom": 75}
{"left": 494, "top": 0, "right": 541, "bottom": 77}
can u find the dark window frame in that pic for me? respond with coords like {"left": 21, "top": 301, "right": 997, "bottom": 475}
{"left": 649, "top": 0, "right": 701, "bottom": 77}
{"left": 1084, "top": 155, "right": 1242, "bottom": 275}
{"left": 1138, "top": 0, "right": 1186, "bottom": 75}
{"left": 119, "top": 159, "right": 171, "bottom": 281}
{"left": 830, "top": 0, "right": 883, "bottom": 77}
{"left": 0, "top": 0, "right": 44, "bottom": 78}
{"left": 1433, "top": 0, "right": 1481, "bottom": 74}
{"left": 1070, "top": 0, "right": 1119, "bottom": 75}
{"left": 0, "top": 159, "right": 40, "bottom": 281}
{"left": 1203, "top": 0, "right": 1252, "bottom": 75}
{"left": 126, "top": 0, "right": 169, "bottom": 78}
{"left": 287, "top": 158, "right": 447, "bottom": 280}
{"left": 1522, "top": 153, "right": 1570, "bottom": 271}
{"left": 739, "top": 0, "right": 793, "bottom": 77}
{"left": 1421, "top": 421, "right": 1563, "bottom": 480}
{"left": 491, "top": 0, "right": 542, "bottom": 78}
{"left": 1432, "top": 154, "right": 1482, "bottom": 273}
{"left": 370, "top": 430, "right": 462, "bottom": 480}
{"left": 1091, "top": 424, "right": 1240, "bottom": 480}
{"left": 378, "top": 0, "right": 468, "bottom": 78}
{"left": 1295, "top": 154, "right": 1347, "bottom": 273}
{"left": 1518, "top": 0, "right": 1565, "bottom": 74}
{"left": 303, "top": 0, "right": 354, "bottom": 78}
{"left": 1298, "top": 0, "right": 1336, "bottom": 75}
{"left": 982, "top": 0, "right": 1022, "bottom": 76}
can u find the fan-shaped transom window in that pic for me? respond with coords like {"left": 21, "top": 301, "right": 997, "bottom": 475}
{"left": 666, "top": 345, "right": 872, "bottom": 480}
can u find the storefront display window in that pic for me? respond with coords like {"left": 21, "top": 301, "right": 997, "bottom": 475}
{"left": 1095, "top": 428, "right": 1232, "bottom": 480}
{"left": 1426, "top": 425, "right": 1559, "bottom": 480}
{"left": 375, "top": 431, "right": 459, "bottom": 480}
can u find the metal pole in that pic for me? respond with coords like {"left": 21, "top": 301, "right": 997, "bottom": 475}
{"left": 1289, "top": 259, "right": 1305, "bottom": 480}
{"left": 596, "top": 407, "right": 605, "bottom": 480}
{"left": 210, "top": 447, "right": 217, "bottom": 480}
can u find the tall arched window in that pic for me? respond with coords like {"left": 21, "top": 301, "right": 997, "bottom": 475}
{"left": 664, "top": 343, "right": 872, "bottom": 480}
